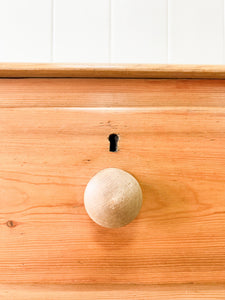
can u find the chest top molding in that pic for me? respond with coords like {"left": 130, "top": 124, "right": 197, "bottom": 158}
{"left": 1, "top": 63, "right": 225, "bottom": 79}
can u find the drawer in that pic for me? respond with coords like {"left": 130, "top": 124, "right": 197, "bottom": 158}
{"left": 0, "top": 64, "right": 225, "bottom": 298}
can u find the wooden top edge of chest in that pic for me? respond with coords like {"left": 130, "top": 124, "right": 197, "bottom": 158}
{"left": 1, "top": 63, "right": 225, "bottom": 79}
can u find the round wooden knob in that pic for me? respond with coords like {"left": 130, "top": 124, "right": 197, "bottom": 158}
{"left": 84, "top": 168, "right": 142, "bottom": 228}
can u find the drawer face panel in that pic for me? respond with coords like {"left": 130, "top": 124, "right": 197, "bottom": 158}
{"left": 0, "top": 79, "right": 225, "bottom": 285}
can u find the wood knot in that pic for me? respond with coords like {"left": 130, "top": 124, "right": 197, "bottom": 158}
{"left": 6, "top": 220, "right": 17, "bottom": 228}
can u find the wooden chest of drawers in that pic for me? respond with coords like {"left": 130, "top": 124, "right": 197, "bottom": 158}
{"left": 0, "top": 64, "right": 225, "bottom": 299}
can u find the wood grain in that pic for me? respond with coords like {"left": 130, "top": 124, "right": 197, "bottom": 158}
{"left": 1, "top": 78, "right": 225, "bottom": 108}
{"left": 0, "top": 107, "right": 224, "bottom": 284}
{"left": 0, "top": 284, "right": 225, "bottom": 299}
{"left": 1, "top": 63, "right": 225, "bottom": 78}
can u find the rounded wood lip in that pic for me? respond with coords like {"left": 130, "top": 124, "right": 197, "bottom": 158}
{"left": 1, "top": 63, "right": 225, "bottom": 79}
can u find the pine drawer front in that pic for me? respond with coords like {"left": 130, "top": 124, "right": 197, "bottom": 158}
{"left": 0, "top": 65, "right": 225, "bottom": 298}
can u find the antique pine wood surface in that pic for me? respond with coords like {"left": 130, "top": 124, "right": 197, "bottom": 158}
{"left": 0, "top": 284, "right": 225, "bottom": 300}
{"left": 0, "top": 78, "right": 225, "bottom": 108}
{"left": 0, "top": 106, "right": 225, "bottom": 285}
{"left": 1, "top": 63, "right": 225, "bottom": 78}
{"left": 0, "top": 68, "right": 225, "bottom": 297}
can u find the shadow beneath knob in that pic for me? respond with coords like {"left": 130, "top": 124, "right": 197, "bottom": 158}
{"left": 86, "top": 177, "right": 206, "bottom": 250}
{"left": 139, "top": 177, "right": 206, "bottom": 227}
{"left": 87, "top": 217, "right": 140, "bottom": 250}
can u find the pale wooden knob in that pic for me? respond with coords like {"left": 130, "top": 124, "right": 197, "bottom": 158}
{"left": 84, "top": 168, "right": 142, "bottom": 228}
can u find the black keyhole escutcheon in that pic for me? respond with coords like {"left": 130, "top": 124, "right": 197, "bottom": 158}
{"left": 108, "top": 134, "right": 119, "bottom": 152}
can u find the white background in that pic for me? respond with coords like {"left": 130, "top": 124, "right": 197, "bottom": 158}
{"left": 0, "top": 0, "right": 224, "bottom": 64}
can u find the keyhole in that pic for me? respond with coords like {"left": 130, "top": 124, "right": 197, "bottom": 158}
{"left": 108, "top": 134, "right": 119, "bottom": 152}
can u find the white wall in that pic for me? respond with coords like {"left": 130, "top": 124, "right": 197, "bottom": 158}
{"left": 0, "top": 0, "right": 224, "bottom": 64}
